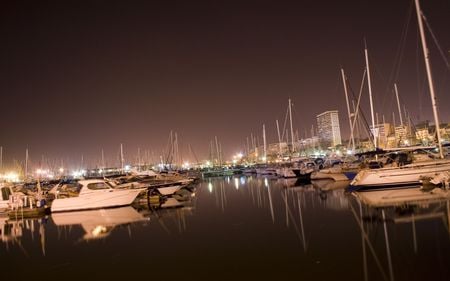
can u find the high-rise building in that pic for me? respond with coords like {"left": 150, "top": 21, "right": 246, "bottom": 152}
{"left": 317, "top": 110, "right": 342, "bottom": 148}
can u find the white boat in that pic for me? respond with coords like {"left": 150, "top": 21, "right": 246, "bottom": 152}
{"left": 50, "top": 179, "right": 145, "bottom": 212}
{"left": 112, "top": 176, "right": 186, "bottom": 196}
{"left": 52, "top": 206, "right": 147, "bottom": 240}
{"left": 350, "top": 0, "right": 450, "bottom": 192}
{"left": 150, "top": 183, "right": 183, "bottom": 196}
{"left": 350, "top": 159, "right": 450, "bottom": 191}
{"left": 311, "top": 167, "right": 351, "bottom": 181}
{"left": 276, "top": 160, "right": 317, "bottom": 179}
{"left": 256, "top": 167, "right": 277, "bottom": 176}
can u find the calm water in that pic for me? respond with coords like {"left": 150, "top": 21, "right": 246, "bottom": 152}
{"left": 2, "top": 176, "right": 450, "bottom": 281}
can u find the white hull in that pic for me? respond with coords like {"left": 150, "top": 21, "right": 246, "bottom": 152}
{"left": 51, "top": 188, "right": 143, "bottom": 212}
{"left": 256, "top": 168, "right": 277, "bottom": 176}
{"left": 277, "top": 167, "right": 297, "bottom": 178}
{"left": 311, "top": 168, "right": 350, "bottom": 181}
{"left": 156, "top": 185, "right": 182, "bottom": 196}
{"left": 350, "top": 159, "right": 450, "bottom": 188}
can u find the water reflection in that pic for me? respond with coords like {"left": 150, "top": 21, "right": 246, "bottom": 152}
{"left": 1, "top": 177, "right": 449, "bottom": 280}
{"left": 52, "top": 207, "right": 148, "bottom": 241}
{"left": 135, "top": 195, "right": 197, "bottom": 235}
{"left": 1, "top": 215, "right": 48, "bottom": 255}
{"left": 352, "top": 190, "right": 450, "bottom": 281}
{"left": 312, "top": 180, "right": 351, "bottom": 210}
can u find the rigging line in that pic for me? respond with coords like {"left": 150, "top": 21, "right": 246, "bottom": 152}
{"left": 383, "top": 2, "right": 413, "bottom": 116}
{"left": 390, "top": 1, "right": 414, "bottom": 85}
{"left": 281, "top": 104, "right": 289, "bottom": 142}
{"left": 373, "top": 2, "right": 413, "bottom": 120}
{"left": 372, "top": 58, "right": 391, "bottom": 114}
{"left": 164, "top": 131, "right": 173, "bottom": 166}
{"left": 349, "top": 204, "right": 389, "bottom": 281}
{"left": 421, "top": 11, "right": 450, "bottom": 70}
{"left": 415, "top": 27, "right": 423, "bottom": 121}
{"left": 347, "top": 69, "right": 374, "bottom": 142}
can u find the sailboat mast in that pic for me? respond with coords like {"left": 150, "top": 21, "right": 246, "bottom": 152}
{"left": 215, "top": 136, "right": 220, "bottom": 166}
{"left": 364, "top": 44, "right": 377, "bottom": 149}
{"left": 394, "top": 83, "right": 404, "bottom": 126}
{"left": 341, "top": 68, "right": 355, "bottom": 152}
{"left": 120, "top": 143, "right": 124, "bottom": 171}
{"left": 101, "top": 148, "right": 105, "bottom": 168}
{"left": 25, "top": 148, "right": 29, "bottom": 179}
{"left": 263, "top": 124, "right": 267, "bottom": 162}
{"left": 138, "top": 147, "right": 141, "bottom": 171}
{"left": 288, "top": 98, "right": 295, "bottom": 153}
{"left": 415, "top": 0, "right": 444, "bottom": 158}
{"left": 276, "top": 119, "right": 282, "bottom": 155}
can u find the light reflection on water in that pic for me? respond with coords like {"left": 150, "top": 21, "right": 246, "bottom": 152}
{"left": 1, "top": 176, "right": 450, "bottom": 281}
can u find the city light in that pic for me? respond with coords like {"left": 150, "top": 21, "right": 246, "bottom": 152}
{"left": 0, "top": 172, "right": 20, "bottom": 183}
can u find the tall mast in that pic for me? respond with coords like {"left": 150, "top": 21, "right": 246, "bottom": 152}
{"left": 246, "top": 137, "right": 250, "bottom": 157}
{"left": 101, "top": 148, "right": 105, "bottom": 168}
{"left": 174, "top": 132, "right": 179, "bottom": 167}
{"left": 25, "top": 148, "right": 29, "bottom": 179}
{"left": 288, "top": 98, "right": 295, "bottom": 153}
{"left": 276, "top": 119, "right": 282, "bottom": 155}
{"left": 364, "top": 43, "right": 377, "bottom": 149}
{"left": 120, "top": 143, "right": 124, "bottom": 171}
{"left": 215, "top": 136, "right": 220, "bottom": 165}
{"left": 138, "top": 147, "right": 141, "bottom": 171}
{"left": 218, "top": 142, "right": 223, "bottom": 166}
{"left": 394, "top": 83, "right": 404, "bottom": 126}
{"left": 341, "top": 68, "right": 355, "bottom": 152}
{"left": 263, "top": 124, "right": 267, "bottom": 162}
{"left": 415, "top": 0, "right": 444, "bottom": 158}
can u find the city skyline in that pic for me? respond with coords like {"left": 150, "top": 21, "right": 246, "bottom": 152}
{"left": 1, "top": 0, "right": 449, "bottom": 167}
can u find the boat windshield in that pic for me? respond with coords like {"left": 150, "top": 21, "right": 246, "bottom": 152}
{"left": 56, "top": 183, "right": 82, "bottom": 198}
{"left": 1, "top": 187, "right": 12, "bottom": 201}
{"left": 87, "top": 182, "right": 112, "bottom": 190}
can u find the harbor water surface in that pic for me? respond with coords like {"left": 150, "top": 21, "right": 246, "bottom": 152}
{"left": 2, "top": 176, "right": 450, "bottom": 281}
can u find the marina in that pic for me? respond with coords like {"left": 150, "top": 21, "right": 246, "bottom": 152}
{"left": 1, "top": 0, "right": 450, "bottom": 280}
{"left": 1, "top": 176, "right": 450, "bottom": 280}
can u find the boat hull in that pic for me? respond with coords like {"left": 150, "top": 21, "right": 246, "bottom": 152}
{"left": 349, "top": 160, "right": 450, "bottom": 192}
{"left": 51, "top": 189, "right": 143, "bottom": 212}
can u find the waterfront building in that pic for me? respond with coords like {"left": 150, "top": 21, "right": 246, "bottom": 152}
{"left": 371, "top": 123, "right": 392, "bottom": 149}
{"left": 415, "top": 122, "right": 432, "bottom": 145}
{"left": 395, "top": 125, "right": 409, "bottom": 146}
{"left": 316, "top": 110, "right": 342, "bottom": 149}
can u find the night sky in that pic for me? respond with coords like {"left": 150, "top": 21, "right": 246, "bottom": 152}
{"left": 1, "top": 0, "right": 449, "bottom": 168}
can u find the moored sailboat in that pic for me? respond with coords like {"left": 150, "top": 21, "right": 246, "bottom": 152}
{"left": 349, "top": 0, "right": 450, "bottom": 191}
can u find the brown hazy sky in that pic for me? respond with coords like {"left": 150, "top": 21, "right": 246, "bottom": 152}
{"left": 0, "top": 0, "right": 449, "bottom": 168}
